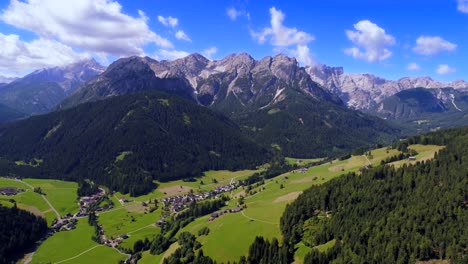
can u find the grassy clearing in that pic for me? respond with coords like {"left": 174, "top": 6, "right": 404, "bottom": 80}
{"left": 24, "top": 178, "right": 79, "bottom": 216}
{"left": 389, "top": 144, "right": 444, "bottom": 168}
{"left": 285, "top": 157, "right": 325, "bottom": 166}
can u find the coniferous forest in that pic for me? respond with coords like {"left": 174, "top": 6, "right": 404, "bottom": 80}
{"left": 279, "top": 127, "right": 468, "bottom": 263}
{"left": 0, "top": 205, "right": 48, "bottom": 263}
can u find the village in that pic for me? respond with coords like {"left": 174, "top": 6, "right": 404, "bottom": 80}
{"left": 161, "top": 181, "right": 238, "bottom": 214}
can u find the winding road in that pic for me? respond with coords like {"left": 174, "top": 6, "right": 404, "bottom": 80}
{"left": 15, "top": 178, "right": 61, "bottom": 220}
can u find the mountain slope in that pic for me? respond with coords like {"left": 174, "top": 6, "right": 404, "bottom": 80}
{"left": 375, "top": 87, "right": 468, "bottom": 133}
{"left": 233, "top": 88, "right": 398, "bottom": 158}
{"left": 0, "top": 103, "right": 26, "bottom": 123}
{"left": 0, "top": 92, "right": 269, "bottom": 196}
{"left": 58, "top": 56, "right": 195, "bottom": 109}
{"left": 58, "top": 53, "right": 398, "bottom": 157}
{"left": 0, "top": 59, "right": 104, "bottom": 114}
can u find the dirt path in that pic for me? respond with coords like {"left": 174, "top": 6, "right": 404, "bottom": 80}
{"left": 241, "top": 210, "right": 278, "bottom": 225}
{"left": 53, "top": 245, "right": 102, "bottom": 264}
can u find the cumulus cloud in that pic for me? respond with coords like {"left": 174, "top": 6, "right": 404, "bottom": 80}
{"left": 457, "top": 0, "right": 468, "bottom": 13}
{"left": 202, "top": 46, "right": 217, "bottom": 60}
{"left": 407, "top": 62, "right": 421, "bottom": 71}
{"left": 226, "top": 7, "right": 249, "bottom": 21}
{"left": 0, "top": 33, "right": 89, "bottom": 74}
{"left": 175, "top": 30, "right": 191, "bottom": 42}
{"left": 157, "top": 49, "right": 190, "bottom": 60}
{"left": 436, "top": 64, "right": 456, "bottom": 74}
{"left": 413, "top": 36, "right": 457, "bottom": 55}
{"left": 251, "top": 7, "right": 315, "bottom": 66}
{"left": 157, "top": 15, "right": 178, "bottom": 28}
{"left": 344, "top": 20, "right": 395, "bottom": 62}
{"left": 0, "top": 0, "right": 172, "bottom": 59}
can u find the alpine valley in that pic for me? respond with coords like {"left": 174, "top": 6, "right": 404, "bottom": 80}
{"left": 0, "top": 53, "right": 467, "bottom": 264}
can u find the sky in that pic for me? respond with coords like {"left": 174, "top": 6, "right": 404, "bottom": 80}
{"left": 0, "top": 0, "right": 467, "bottom": 82}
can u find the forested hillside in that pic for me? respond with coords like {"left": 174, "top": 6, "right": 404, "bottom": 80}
{"left": 280, "top": 126, "right": 468, "bottom": 263}
{"left": 234, "top": 88, "right": 399, "bottom": 158}
{"left": 0, "top": 92, "right": 269, "bottom": 195}
{"left": 0, "top": 205, "right": 48, "bottom": 263}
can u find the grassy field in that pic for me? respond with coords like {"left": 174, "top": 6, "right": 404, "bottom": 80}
{"left": 285, "top": 157, "right": 325, "bottom": 166}
{"left": 389, "top": 144, "right": 445, "bottom": 168}
{"left": 24, "top": 178, "right": 79, "bottom": 216}
{"left": 97, "top": 202, "right": 162, "bottom": 250}
{"left": 32, "top": 219, "right": 126, "bottom": 264}
{"left": 0, "top": 178, "right": 53, "bottom": 223}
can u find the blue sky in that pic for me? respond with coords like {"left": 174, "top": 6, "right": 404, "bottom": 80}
{"left": 0, "top": 0, "right": 467, "bottom": 82}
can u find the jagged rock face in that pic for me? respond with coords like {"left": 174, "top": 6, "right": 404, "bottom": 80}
{"left": 0, "top": 59, "right": 104, "bottom": 114}
{"left": 64, "top": 53, "right": 338, "bottom": 115}
{"left": 306, "top": 64, "right": 468, "bottom": 110}
{"left": 151, "top": 53, "right": 337, "bottom": 114}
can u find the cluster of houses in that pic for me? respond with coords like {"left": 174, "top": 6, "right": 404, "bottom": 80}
{"left": 76, "top": 188, "right": 109, "bottom": 217}
{"left": 0, "top": 187, "right": 20, "bottom": 196}
{"left": 103, "top": 233, "right": 129, "bottom": 247}
{"left": 296, "top": 167, "right": 309, "bottom": 173}
{"left": 162, "top": 182, "right": 238, "bottom": 214}
{"left": 51, "top": 217, "right": 77, "bottom": 232}
{"left": 208, "top": 207, "right": 242, "bottom": 222}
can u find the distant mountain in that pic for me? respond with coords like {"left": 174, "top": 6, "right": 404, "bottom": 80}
{"left": 0, "top": 103, "right": 26, "bottom": 123}
{"left": 58, "top": 56, "right": 194, "bottom": 109}
{"left": 307, "top": 64, "right": 468, "bottom": 110}
{"left": 0, "top": 59, "right": 104, "bottom": 114}
{"left": 0, "top": 75, "right": 17, "bottom": 85}
{"left": 59, "top": 53, "right": 398, "bottom": 157}
{"left": 375, "top": 87, "right": 468, "bottom": 133}
{"left": 0, "top": 92, "right": 269, "bottom": 196}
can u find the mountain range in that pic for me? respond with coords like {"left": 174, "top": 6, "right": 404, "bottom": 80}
{"left": 307, "top": 64, "right": 468, "bottom": 111}
{"left": 0, "top": 59, "right": 104, "bottom": 115}
{"left": 58, "top": 53, "right": 397, "bottom": 157}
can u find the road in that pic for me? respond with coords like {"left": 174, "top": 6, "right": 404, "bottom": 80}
{"left": 15, "top": 178, "right": 61, "bottom": 220}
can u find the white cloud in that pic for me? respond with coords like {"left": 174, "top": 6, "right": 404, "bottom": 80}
{"left": 252, "top": 7, "right": 314, "bottom": 47}
{"left": 251, "top": 7, "right": 315, "bottom": 65}
{"left": 344, "top": 20, "right": 395, "bottom": 62}
{"left": 436, "top": 64, "right": 456, "bottom": 74}
{"left": 202, "top": 46, "right": 217, "bottom": 60}
{"left": 0, "top": 0, "right": 172, "bottom": 59}
{"left": 157, "top": 15, "right": 178, "bottom": 28}
{"left": 175, "top": 30, "right": 191, "bottom": 42}
{"left": 407, "top": 62, "right": 421, "bottom": 71}
{"left": 413, "top": 36, "right": 457, "bottom": 55}
{"left": 226, "top": 7, "right": 249, "bottom": 21}
{"left": 457, "top": 0, "right": 468, "bottom": 13}
{"left": 291, "top": 45, "right": 314, "bottom": 66}
{"left": 157, "top": 49, "right": 190, "bottom": 60}
{"left": 0, "top": 33, "right": 89, "bottom": 74}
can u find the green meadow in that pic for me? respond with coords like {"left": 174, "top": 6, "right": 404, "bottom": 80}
{"left": 32, "top": 219, "right": 126, "bottom": 264}
{"left": 23, "top": 178, "right": 79, "bottom": 216}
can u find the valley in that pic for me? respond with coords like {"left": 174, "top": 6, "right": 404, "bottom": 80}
{"left": 1, "top": 143, "right": 444, "bottom": 263}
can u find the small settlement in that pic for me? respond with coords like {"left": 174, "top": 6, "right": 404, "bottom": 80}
{"left": 161, "top": 182, "right": 237, "bottom": 214}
